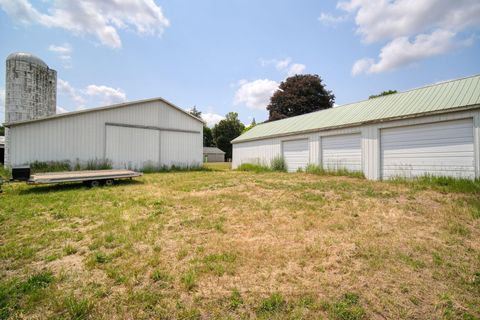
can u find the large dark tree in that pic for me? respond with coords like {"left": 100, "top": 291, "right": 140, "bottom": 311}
{"left": 203, "top": 126, "right": 214, "bottom": 147}
{"left": 369, "top": 90, "right": 397, "bottom": 99}
{"left": 212, "top": 112, "right": 245, "bottom": 160}
{"left": 189, "top": 106, "right": 215, "bottom": 147}
{"left": 267, "top": 74, "right": 335, "bottom": 121}
{"left": 0, "top": 126, "right": 4, "bottom": 136}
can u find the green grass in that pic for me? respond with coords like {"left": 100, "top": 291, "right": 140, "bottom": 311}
{"left": 322, "top": 293, "right": 366, "bottom": 320}
{"left": 0, "top": 163, "right": 479, "bottom": 318}
{"left": 389, "top": 175, "right": 480, "bottom": 193}
{"left": 257, "top": 293, "right": 286, "bottom": 314}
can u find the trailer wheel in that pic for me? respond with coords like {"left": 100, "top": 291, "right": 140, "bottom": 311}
{"left": 90, "top": 180, "right": 101, "bottom": 188}
{"left": 104, "top": 179, "right": 114, "bottom": 186}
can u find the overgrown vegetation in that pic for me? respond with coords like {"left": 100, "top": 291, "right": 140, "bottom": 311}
{"left": 0, "top": 166, "right": 11, "bottom": 179}
{"left": 30, "top": 159, "right": 113, "bottom": 173}
{"left": 390, "top": 175, "right": 480, "bottom": 194}
{"left": 236, "top": 156, "right": 287, "bottom": 173}
{"left": 141, "top": 163, "right": 209, "bottom": 173}
{"left": 270, "top": 155, "right": 287, "bottom": 172}
{"left": 1, "top": 162, "right": 479, "bottom": 318}
{"left": 305, "top": 163, "right": 365, "bottom": 178}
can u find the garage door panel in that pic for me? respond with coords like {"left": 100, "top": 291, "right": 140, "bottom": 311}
{"left": 381, "top": 119, "right": 475, "bottom": 179}
{"left": 322, "top": 133, "right": 362, "bottom": 172}
{"left": 283, "top": 139, "right": 309, "bottom": 172}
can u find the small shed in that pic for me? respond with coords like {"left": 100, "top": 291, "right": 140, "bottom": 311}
{"left": 203, "top": 147, "right": 225, "bottom": 162}
{"left": 0, "top": 136, "right": 4, "bottom": 164}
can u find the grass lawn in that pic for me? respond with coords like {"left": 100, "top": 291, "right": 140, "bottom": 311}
{"left": 1, "top": 163, "right": 479, "bottom": 319}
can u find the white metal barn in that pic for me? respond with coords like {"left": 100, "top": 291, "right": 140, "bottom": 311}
{"left": 232, "top": 75, "right": 480, "bottom": 180}
{"left": 5, "top": 98, "right": 204, "bottom": 170}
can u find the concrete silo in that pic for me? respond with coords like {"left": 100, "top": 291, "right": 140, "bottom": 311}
{"left": 4, "top": 52, "right": 57, "bottom": 166}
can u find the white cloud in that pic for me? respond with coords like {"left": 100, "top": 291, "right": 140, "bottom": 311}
{"left": 332, "top": 0, "right": 480, "bottom": 75}
{"left": 57, "top": 106, "right": 68, "bottom": 114}
{"left": 234, "top": 79, "right": 279, "bottom": 110}
{"left": 275, "top": 58, "right": 292, "bottom": 71}
{"left": 352, "top": 29, "right": 456, "bottom": 75}
{"left": 202, "top": 112, "right": 225, "bottom": 127}
{"left": 0, "top": 0, "right": 170, "bottom": 48}
{"left": 85, "top": 85, "right": 126, "bottom": 105}
{"left": 58, "top": 79, "right": 85, "bottom": 107}
{"left": 338, "top": 0, "right": 480, "bottom": 44}
{"left": 58, "top": 79, "right": 126, "bottom": 109}
{"left": 287, "top": 63, "right": 306, "bottom": 77}
{"left": 260, "top": 57, "right": 307, "bottom": 77}
{"left": 48, "top": 43, "right": 71, "bottom": 55}
{"left": 318, "top": 12, "right": 347, "bottom": 26}
{"left": 49, "top": 43, "right": 72, "bottom": 68}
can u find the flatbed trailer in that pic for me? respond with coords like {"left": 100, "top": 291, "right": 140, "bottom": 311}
{"left": 0, "top": 168, "right": 143, "bottom": 192}
{"left": 28, "top": 169, "right": 143, "bottom": 185}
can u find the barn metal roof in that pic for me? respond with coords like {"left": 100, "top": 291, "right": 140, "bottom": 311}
{"left": 232, "top": 74, "right": 480, "bottom": 143}
{"left": 4, "top": 97, "right": 205, "bottom": 127}
{"left": 203, "top": 147, "right": 225, "bottom": 154}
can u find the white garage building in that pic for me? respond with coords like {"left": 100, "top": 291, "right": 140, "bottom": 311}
{"left": 5, "top": 97, "right": 204, "bottom": 170}
{"left": 232, "top": 75, "right": 480, "bottom": 180}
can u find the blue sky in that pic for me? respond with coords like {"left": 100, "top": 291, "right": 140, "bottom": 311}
{"left": 1, "top": 0, "right": 479, "bottom": 126}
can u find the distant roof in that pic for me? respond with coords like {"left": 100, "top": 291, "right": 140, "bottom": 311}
{"left": 233, "top": 74, "right": 480, "bottom": 143}
{"left": 4, "top": 97, "right": 205, "bottom": 127}
{"left": 203, "top": 147, "right": 225, "bottom": 154}
{"left": 0, "top": 136, "right": 4, "bottom": 146}
{"left": 7, "top": 52, "right": 49, "bottom": 68}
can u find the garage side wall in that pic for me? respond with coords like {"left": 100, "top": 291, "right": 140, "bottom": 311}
{"left": 8, "top": 100, "right": 203, "bottom": 168}
{"left": 232, "top": 108, "right": 480, "bottom": 180}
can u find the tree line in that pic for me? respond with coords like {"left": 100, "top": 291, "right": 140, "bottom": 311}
{"left": 191, "top": 74, "right": 396, "bottom": 160}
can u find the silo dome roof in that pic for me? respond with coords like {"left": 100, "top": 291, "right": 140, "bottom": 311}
{"left": 6, "top": 52, "right": 48, "bottom": 68}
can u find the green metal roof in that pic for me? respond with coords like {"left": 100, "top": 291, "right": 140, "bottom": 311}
{"left": 232, "top": 74, "right": 480, "bottom": 143}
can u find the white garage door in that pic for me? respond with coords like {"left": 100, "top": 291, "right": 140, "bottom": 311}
{"left": 381, "top": 119, "right": 475, "bottom": 179}
{"left": 106, "top": 125, "right": 160, "bottom": 170}
{"left": 322, "top": 133, "right": 362, "bottom": 172}
{"left": 282, "top": 139, "right": 309, "bottom": 172}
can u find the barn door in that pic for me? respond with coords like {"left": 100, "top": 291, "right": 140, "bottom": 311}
{"left": 105, "top": 125, "right": 160, "bottom": 170}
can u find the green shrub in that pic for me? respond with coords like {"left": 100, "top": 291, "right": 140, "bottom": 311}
{"left": 236, "top": 163, "right": 271, "bottom": 173}
{"left": 270, "top": 156, "right": 287, "bottom": 172}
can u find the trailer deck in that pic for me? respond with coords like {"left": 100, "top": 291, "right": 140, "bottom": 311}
{"left": 28, "top": 169, "right": 143, "bottom": 184}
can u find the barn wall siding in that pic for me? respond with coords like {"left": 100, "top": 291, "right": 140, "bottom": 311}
{"left": 9, "top": 100, "right": 203, "bottom": 168}
{"left": 232, "top": 109, "right": 480, "bottom": 180}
